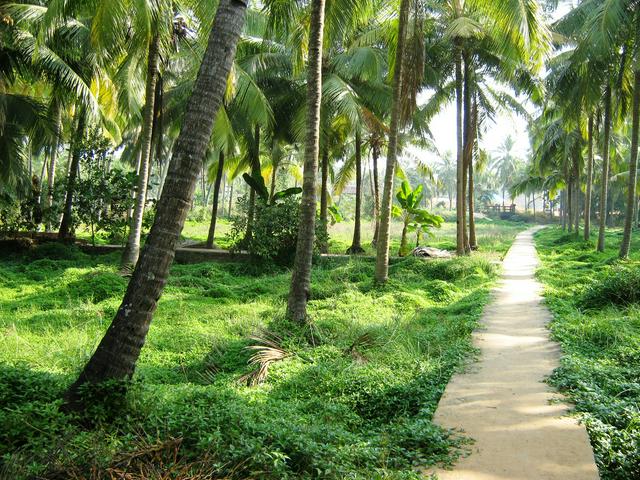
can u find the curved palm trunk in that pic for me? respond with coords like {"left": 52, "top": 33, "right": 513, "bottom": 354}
{"left": 286, "top": 0, "right": 326, "bottom": 322}
{"left": 206, "top": 151, "right": 225, "bottom": 248}
{"left": 371, "top": 144, "right": 380, "bottom": 246}
{"left": 269, "top": 157, "right": 278, "bottom": 202}
{"left": 454, "top": 50, "right": 464, "bottom": 255}
{"left": 584, "top": 114, "right": 594, "bottom": 241}
{"left": 64, "top": 0, "right": 248, "bottom": 410}
{"left": 348, "top": 130, "right": 364, "bottom": 254}
{"left": 58, "top": 112, "right": 86, "bottom": 240}
{"left": 620, "top": 68, "right": 640, "bottom": 258}
{"left": 121, "top": 34, "right": 161, "bottom": 268}
{"left": 319, "top": 149, "right": 329, "bottom": 253}
{"left": 374, "top": 0, "right": 410, "bottom": 283}
{"left": 597, "top": 84, "right": 612, "bottom": 252}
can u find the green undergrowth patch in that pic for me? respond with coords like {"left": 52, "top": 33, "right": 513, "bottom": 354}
{"left": 535, "top": 227, "right": 640, "bottom": 480}
{"left": 0, "top": 243, "right": 501, "bottom": 479}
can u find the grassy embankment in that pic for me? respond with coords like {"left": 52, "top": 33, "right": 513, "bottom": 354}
{"left": 1, "top": 221, "right": 525, "bottom": 478}
{"left": 535, "top": 227, "right": 640, "bottom": 480}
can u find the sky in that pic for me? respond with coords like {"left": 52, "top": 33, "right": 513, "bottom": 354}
{"left": 411, "top": 1, "right": 575, "bottom": 168}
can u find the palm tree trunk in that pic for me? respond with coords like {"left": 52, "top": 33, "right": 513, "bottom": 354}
{"left": 63, "top": 0, "right": 248, "bottom": 410}
{"left": 58, "top": 112, "right": 86, "bottom": 240}
{"left": 468, "top": 152, "right": 476, "bottom": 250}
{"left": 371, "top": 143, "right": 380, "bottom": 246}
{"left": 597, "top": 84, "right": 612, "bottom": 252}
{"left": 228, "top": 178, "right": 234, "bottom": 217}
{"left": 454, "top": 48, "right": 465, "bottom": 255}
{"left": 269, "top": 157, "right": 278, "bottom": 202}
{"left": 286, "top": 0, "right": 326, "bottom": 322}
{"left": 561, "top": 189, "right": 566, "bottom": 230}
{"left": 462, "top": 58, "right": 473, "bottom": 252}
{"left": 374, "top": 0, "right": 410, "bottom": 283}
{"left": 567, "top": 177, "right": 574, "bottom": 234}
{"left": 245, "top": 125, "right": 261, "bottom": 243}
{"left": 319, "top": 148, "right": 329, "bottom": 253}
{"left": 399, "top": 219, "right": 408, "bottom": 257}
{"left": 584, "top": 114, "right": 594, "bottom": 241}
{"left": 620, "top": 68, "right": 640, "bottom": 257}
{"left": 46, "top": 105, "right": 61, "bottom": 232}
{"left": 348, "top": 130, "right": 364, "bottom": 254}
{"left": 121, "top": 33, "right": 161, "bottom": 268}
{"left": 572, "top": 150, "right": 581, "bottom": 236}
{"left": 206, "top": 152, "right": 225, "bottom": 249}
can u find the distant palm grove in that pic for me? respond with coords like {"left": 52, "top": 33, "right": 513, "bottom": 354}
{"left": 1, "top": 0, "right": 640, "bottom": 478}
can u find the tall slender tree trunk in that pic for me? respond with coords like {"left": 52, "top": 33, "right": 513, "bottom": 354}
{"left": 561, "top": 189, "right": 567, "bottom": 230}
{"left": 572, "top": 149, "right": 581, "bottom": 236}
{"left": 206, "top": 152, "right": 225, "bottom": 249}
{"left": 461, "top": 49, "right": 472, "bottom": 253}
{"left": 64, "top": 0, "right": 248, "bottom": 410}
{"left": 468, "top": 141, "right": 477, "bottom": 249}
{"left": 319, "top": 149, "right": 329, "bottom": 253}
{"left": 228, "top": 178, "right": 234, "bottom": 217}
{"left": 371, "top": 144, "right": 380, "bottom": 246}
{"left": 374, "top": 0, "right": 410, "bottom": 283}
{"left": 348, "top": 130, "right": 364, "bottom": 254}
{"left": 269, "top": 158, "right": 278, "bottom": 202}
{"left": 121, "top": 34, "right": 161, "bottom": 268}
{"left": 46, "top": 105, "right": 61, "bottom": 232}
{"left": 245, "top": 126, "right": 261, "bottom": 243}
{"left": 621, "top": 66, "right": 640, "bottom": 257}
{"left": 454, "top": 49, "right": 465, "bottom": 255}
{"left": 286, "top": 0, "right": 326, "bottom": 322}
{"left": 567, "top": 175, "right": 574, "bottom": 234}
{"left": 584, "top": 114, "right": 594, "bottom": 241}
{"left": 598, "top": 84, "right": 612, "bottom": 252}
{"left": 58, "top": 112, "right": 86, "bottom": 240}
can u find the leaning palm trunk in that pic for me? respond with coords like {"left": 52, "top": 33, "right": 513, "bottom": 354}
{"left": 374, "top": 0, "right": 410, "bottom": 283}
{"left": 286, "top": 0, "right": 326, "bottom": 322}
{"left": 64, "top": 0, "right": 248, "bottom": 410}
{"left": 597, "top": 84, "right": 613, "bottom": 252}
{"left": 620, "top": 68, "right": 640, "bottom": 258}
{"left": 121, "top": 34, "right": 161, "bottom": 268}
{"left": 584, "top": 114, "right": 594, "bottom": 241}
{"left": 347, "top": 130, "right": 364, "bottom": 254}
{"left": 454, "top": 49, "right": 464, "bottom": 255}
{"left": 206, "top": 152, "right": 225, "bottom": 249}
{"left": 58, "top": 112, "right": 86, "bottom": 240}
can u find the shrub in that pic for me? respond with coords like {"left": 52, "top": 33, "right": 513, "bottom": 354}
{"left": 229, "top": 196, "right": 327, "bottom": 266}
{"left": 581, "top": 265, "right": 640, "bottom": 310}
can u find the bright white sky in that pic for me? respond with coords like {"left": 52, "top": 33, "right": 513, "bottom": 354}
{"left": 411, "top": 1, "right": 574, "bottom": 167}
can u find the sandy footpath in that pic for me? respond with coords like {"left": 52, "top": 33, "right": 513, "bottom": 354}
{"left": 429, "top": 227, "right": 599, "bottom": 480}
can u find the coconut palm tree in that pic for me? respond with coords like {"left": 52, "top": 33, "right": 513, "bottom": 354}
{"left": 286, "top": 0, "right": 326, "bottom": 323}
{"left": 64, "top": 0, "right": 248, "bottom": 409}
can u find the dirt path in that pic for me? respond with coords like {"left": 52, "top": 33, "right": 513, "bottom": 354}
{"left": 429, "top": 227, "right": 599, "bottom": 480}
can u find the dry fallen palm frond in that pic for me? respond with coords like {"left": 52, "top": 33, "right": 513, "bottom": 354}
{"left": 238, "top": 329, "right": 289, "bottom": 387}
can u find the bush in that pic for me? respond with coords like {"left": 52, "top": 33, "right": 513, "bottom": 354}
{"left": 229, "top": 196, "right": 327, "bottom": 266}
{"left": 581, "top": 265, "right": 640, "bottom": 310}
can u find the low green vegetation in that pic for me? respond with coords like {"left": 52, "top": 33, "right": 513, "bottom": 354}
{"left": 535, "top": 227, "right": 640, "bottom": 480}
{"left": 0, "top": 221, "right": 518, "bottom": 479}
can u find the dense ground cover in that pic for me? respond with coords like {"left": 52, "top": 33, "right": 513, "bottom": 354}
{"left": 535, "top": 227, "right": 640, "bottom": 480}
{"left": 0, "top": 221, "right": 522, "bottom": 479}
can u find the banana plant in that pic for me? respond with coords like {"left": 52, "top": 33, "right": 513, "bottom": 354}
{"left": 392, "top": 180, "right": 443, "bottom": 257}
{"left": 242, "top": 172, "right": 301, "bottom": 205}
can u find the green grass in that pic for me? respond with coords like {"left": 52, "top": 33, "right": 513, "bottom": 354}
{"left": 534, "top": 227, "right": 640, "bottom": 480}
{"left": 177, "top": 216, "right": 527, "bottom": 257}
{"left": 0, "top": 230, "right": 513, "bottom": 479}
